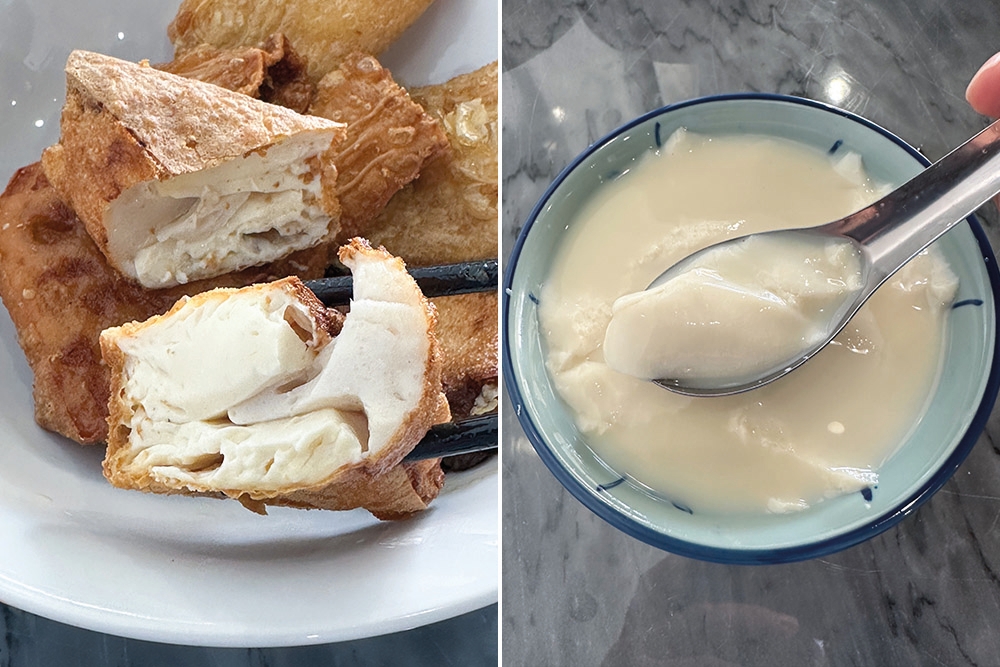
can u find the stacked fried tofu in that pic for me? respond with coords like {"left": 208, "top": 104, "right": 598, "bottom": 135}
{"left": 0, "top": 0, "right": 497, "bottom": 518}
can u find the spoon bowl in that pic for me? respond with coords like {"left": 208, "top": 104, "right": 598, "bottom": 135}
{"left": 643, "top": 228, "right": 870, "bottom": 396}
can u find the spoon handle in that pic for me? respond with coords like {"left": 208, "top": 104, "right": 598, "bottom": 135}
{"left": 827, "top": 118, "right": 1000, "bottom": 287}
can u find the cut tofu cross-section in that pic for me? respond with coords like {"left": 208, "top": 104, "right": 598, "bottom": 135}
{"left": 100, "top": 239, "right": 451, "bottom": 516}
{"left": 42, "top": 50, "right": 346, "bottom": 289}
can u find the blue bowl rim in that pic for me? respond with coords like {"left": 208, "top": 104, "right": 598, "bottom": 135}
{"left": 501, "top": 92, "right": 1000, "bottom": 565}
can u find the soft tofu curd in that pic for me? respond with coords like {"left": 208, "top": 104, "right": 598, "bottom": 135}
{"left": 108, "top": 133, "right": 336, "bottom": 289}
{"left": 603, "top": 231, "right": 866, "bottom": 387}
{"left": 539, "top": 129, "right": 958, "bottom": 514}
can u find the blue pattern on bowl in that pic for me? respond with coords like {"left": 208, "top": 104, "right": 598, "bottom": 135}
{"left": 597, "top": 477, "right": 626, "bottom": 492}
{"left": 954, "top": 298, "right": 985, "bottom": 309}
{"left": 503, "top": 94, "right": 1000, "bottom": 564}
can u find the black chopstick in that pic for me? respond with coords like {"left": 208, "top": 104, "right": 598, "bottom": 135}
{"left": 403, "top": 413, "right": 498, "bottom": 461}
{"left": 305, "top": 259, "right": 498, "bottom": 306}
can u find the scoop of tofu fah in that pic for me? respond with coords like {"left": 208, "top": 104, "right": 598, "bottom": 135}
{"left": 100, "top": 240, "right": 451, "bottom": 514}
{"left": 41, "top": 50, "right": 346, "bottom": 289}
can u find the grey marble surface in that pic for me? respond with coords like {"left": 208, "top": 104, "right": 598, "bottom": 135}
{"left": 0, "top": 604, "right": 497, "bottom": 666}
{"left": 502, "top": 1, "right": 1000, "bottom": 665}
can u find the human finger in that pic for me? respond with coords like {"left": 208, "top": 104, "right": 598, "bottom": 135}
{"left": 966, "top": 52, "right": 1000, "bottom": 117}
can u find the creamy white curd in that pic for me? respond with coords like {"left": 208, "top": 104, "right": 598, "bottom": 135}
{"left": 108, "top": 132, "right": 336, "bottom": 289}
{"left": 539, "top": 129, "right": 958, "bottom": 514}
{"left": 603, "top": 231, "right": 865, "bottom": 387}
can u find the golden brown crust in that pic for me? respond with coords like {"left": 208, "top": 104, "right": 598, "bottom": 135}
{"left": 101, "top": 323, "right": 132, "bottom": 470}
{"left": 266, "top": 458, "right": 445, "bottom": 520}
{"left": 362, "top": 61, "right": 498, "bottom": 266}
{"left": 58, "top": 50, "right": 343, "bottom": 176}
{"left": 309, "top": 53, "right": 449, "bottom": 240}
{"left": 157, "top": 33, "right": 314, "bottom": 113}
{"left": 413, "top": 62, "right": 500, "bottom": 113}
{"left": 0, "top": 164, "right": 171, "bottom": 443}
{"left": 104, "top": 447, "right": 446, "bottom": 521}
{"left": 40, "top": 89, "right": 158, "bottom": 258}
{"left": 158, "top": 40, "right": 277, "bottom": 98}
{"left": 167, "top": 0, "right": 437, "bottom": 82}
{"left": 432, "top": 291, "right": 498, "bottom": 420}
{"left": 354, "top": 63, "right": 499, "bottom": 425}
{"left": 0, "top": 163, "right": 330, "bottom": 444}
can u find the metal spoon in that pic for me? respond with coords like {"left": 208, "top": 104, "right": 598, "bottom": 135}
{"left": 649, "top": 118, "right": 1000, "bottom": 397}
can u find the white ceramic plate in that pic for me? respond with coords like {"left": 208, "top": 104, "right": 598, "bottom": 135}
{"left": 0, "top": 0, "right": 498, "bottom": 647}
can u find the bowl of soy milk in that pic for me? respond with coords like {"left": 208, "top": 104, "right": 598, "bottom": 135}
{"left": 503, "top": 94, "right": 1000, "bottom": 564}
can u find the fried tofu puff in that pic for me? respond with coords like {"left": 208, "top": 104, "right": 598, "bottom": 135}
{"left": 42, "top": 51, "right": 345, "bottom": 289}
{"left": 101, "top": 240, "right": 450, "bottom": 519}
{"left": 168, "top": 0, "right": 437, "bottom": 83}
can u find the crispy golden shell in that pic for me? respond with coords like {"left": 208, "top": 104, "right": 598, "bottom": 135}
{"left": 168, "top": 0, "right": 437, "bottom": 82}
{"left": 310, "top": 53, "right": 449, "bottom": 240}
{"left": 433, "top": 292, "right": 498, "bottom": 421}
{"left": 360, "top": 62, "right": 500, "bottom": 424}
{"left": 363, "top": 61, "right": 498, "bottom": 267}
{"left": 158, "top": 33, "right": 314, "bottom": 113}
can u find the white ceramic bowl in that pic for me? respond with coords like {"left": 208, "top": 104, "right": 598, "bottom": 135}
{"left": 503, "top": 94, "right": 1000, "bottom": 564}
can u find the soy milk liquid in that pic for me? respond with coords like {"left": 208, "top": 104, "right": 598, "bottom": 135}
{"left": 538, "top": 130, "right": 958, "bottom": 514}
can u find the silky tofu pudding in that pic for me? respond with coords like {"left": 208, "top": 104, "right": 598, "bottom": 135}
{"left": 602, "top": 229, "right": 868, "bottom": 389}
{"left": 505, "top": 95, "right": 999, "bottom": 561}
{"left": 539, "top": 128, "right": 960, "bottom": 515}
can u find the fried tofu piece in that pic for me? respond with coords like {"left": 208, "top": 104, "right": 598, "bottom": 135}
{"left": 359, "top": 62, "right": 499, "bottom": 433}
{"left": 41, "top": 50, "right": 344, "bottom": 289}
{"left": 0, "top": 164, "right": 329, "bottom": 444}
{"left": 0, "top": 45, "right": 452, "bottom": 445}
{"left": 160, "top": 46, "right": 447, "bottom": 252}
{"left": 363, "top": 61, "right": 498, "bottom": 267}
{"left": 432, "top": 292, "right": 498, "bottom": 421}
{"left": 168, "top": 0, "right": 437, "bottom": 82}
{"left": 0, "top": 164, "right": 171, "bottom": 443}
{"left": 101, "top": 242, "right": 450, "bottom": 519}
{"left": 157, "top": 32, "right": 314, "bottom": 113}
{"left": 431, "top": 290, "right": 498, "bottom": 472}
{"left": 308, "top": 53, "right": 449, "bottom": 240}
